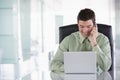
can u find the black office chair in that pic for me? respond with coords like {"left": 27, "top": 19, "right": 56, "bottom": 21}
{"left": 59, "top": 24, "right": 114, "bottom": 78}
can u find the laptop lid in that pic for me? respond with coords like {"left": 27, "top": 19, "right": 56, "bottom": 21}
{"left": 64, "top": 51, "right": 96, "bottom": 74}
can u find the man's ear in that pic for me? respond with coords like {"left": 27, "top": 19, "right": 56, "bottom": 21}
{"left": 94, "top": 22, "right": 97, "bottom": 27}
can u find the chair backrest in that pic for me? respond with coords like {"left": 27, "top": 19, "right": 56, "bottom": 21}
{"left": 59, "top": 24, "right": 114, "bottom": 72}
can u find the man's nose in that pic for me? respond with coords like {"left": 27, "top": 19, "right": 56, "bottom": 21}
{"left": 83, "top": 28, "right": 89, "bottom": 32}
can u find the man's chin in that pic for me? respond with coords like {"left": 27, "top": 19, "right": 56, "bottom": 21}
{"left": 81, "top": 33, "right": 90, "bottom": 38}
{"left": 83, "top": 35, "right": 89, "bottom": 38}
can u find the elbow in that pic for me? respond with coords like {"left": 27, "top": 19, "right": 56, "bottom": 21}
{"left": 50, "top": 60, "right": 64, "bottom": 72}
{"left": 50, "top": 61, "right": 56, "bottom": 72}
{"left": 102, "top": 59, "right": 112, "bottom": 71}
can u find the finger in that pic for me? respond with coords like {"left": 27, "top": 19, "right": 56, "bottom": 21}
{"left": 92, "top": 27, "right": 96, "bottom": 32}
{"left": 93, "top": 26, "right": 98, "bottom": 32}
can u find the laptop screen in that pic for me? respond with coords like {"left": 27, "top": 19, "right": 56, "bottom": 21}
{"left": 64, "top": 51, "right": 96, "bottom": 74}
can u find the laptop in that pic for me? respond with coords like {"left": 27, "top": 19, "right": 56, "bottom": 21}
{"left": 64, "top": 51, "right": 96, "bottom": 74}
{"left": 64, "top": 73, "right": 96, "bottom": 80}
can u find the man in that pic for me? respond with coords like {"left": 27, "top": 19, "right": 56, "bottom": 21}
{"left": 50, "top": 8, "right": 111, "bottom": 78}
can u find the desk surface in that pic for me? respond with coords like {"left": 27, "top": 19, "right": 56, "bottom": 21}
{"left": 50, "top": 71, "right": 114, "bottom": 80}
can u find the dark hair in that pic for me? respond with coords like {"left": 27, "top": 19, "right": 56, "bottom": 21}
{"left": 77, "top": 8, "right": 96, "bottom": 25}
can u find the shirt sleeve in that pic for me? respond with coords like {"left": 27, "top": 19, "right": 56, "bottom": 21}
{"left": 50, "top": 36, "right": 69, "bottom": 73}
{"left": 92, "top": 35, "right": 112, "bottom": 71}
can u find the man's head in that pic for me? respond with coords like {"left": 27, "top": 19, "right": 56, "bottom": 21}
{"left": 77, "top": 8, "right": 96, "bottom": 38}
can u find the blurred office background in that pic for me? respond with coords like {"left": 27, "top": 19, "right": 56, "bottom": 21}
{"left": 0, "top": 0, "right": 120, "bottom": 80}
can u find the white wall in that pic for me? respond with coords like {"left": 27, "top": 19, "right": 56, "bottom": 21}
{"left": 61, "top": 0, "right": 115, "bottom": 28}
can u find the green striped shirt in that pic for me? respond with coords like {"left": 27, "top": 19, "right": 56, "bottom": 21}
{"left": 50, "top": 31, "right": 111, "bottom": 73}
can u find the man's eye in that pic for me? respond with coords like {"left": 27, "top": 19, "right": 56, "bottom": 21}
{"left": 87, "top": 26, "right": 90, "bottom": 28}
{"left": 80, "top": 26, "right": 84, "bottom": 28}
{"left": 87, "top": 26, "right": 92, "bottom": 28}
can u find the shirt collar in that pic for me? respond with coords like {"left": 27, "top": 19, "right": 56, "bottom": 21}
{"left": 78, "top": 32, "right": 100, "bottom": 43}
{"left": 78, "top": 32, "right": 86, "bottom": 43}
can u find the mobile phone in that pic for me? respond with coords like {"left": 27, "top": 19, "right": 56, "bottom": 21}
{"left": 94, "top": 22, "right": 97, "bottom": 27}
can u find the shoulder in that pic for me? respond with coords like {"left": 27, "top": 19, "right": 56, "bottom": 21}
{"left": 97, "top": 32, "right": 109, "bottom": 42}
{"left": 98, "top": 32, "right": 108, "bottom": 38}
{"left": 69, "top": 31, "right": 80, "bottom": 38}
{"left": 61, "top": 31, "right": 79, "bottom": 43}
{"left": 66, "top": 31, "right": 80, "bottom": 41}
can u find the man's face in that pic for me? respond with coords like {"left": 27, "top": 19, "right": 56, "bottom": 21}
{"left": 78, "top": 20, "right": 94, "bottom": 38}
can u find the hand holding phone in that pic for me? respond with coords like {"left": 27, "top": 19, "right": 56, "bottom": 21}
{"left": 88, "top": 24, "right": 98, "bottom": 47}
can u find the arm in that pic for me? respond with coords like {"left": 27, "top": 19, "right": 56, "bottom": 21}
{"left": 93, "top": 35, "right": 111, "bottom": 71}
{"left": 88, "top": 26, "right": 111, "bottom": 71}
{"left": 50, "top": 36, "right": 69, "bottom": 73}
